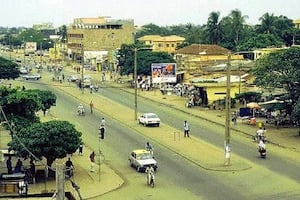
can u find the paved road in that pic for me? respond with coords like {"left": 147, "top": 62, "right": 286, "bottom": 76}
{"left": 16, "top": 71, "right": 300, "bottom": 199}
{"left": 2, "top": 51, "right": 300, "bottom": 199}
{"left": 99, "top": 84, "right": 300, "bottom": 183}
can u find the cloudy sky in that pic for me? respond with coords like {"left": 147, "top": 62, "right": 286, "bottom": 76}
{"left": 0, "top": 0, "right": 299, "bottom": 27}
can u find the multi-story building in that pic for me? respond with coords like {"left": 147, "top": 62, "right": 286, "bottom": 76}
{"left": 67, "top": 16, "right": 135, "bottom": 70}
{"left": 137, "top": 35, "right": 185, "bottom": 53}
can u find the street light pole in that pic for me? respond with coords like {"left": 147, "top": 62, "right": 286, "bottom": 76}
{"left": 224, "top": 52, "right": 231, "bottom": 166}
{"left": 81, "top": 43, "right": 84, "bottom": 94}
{"left": 134, "top": 48, "right": 137, "bottom": 120}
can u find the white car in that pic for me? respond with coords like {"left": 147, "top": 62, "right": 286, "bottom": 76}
{"left": 21, "top": 74, "right": 41, "bottom": 80}
{"left": 129, "top": 149, "right": 158, "bottom": 172}
{"left": 138, "top": 113, "right": 160, "bottom": 127}
{"left": 19, "top": 67, "right": 28, "bottom": 74}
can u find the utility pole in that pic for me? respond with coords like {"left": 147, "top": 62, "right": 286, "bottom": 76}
{"left": 56, "top": 164, "right": 65, "bottom": 200}
{"left": 134, "top": 48, "right": 137, "bottom": 120}
{"left": 224, "top": 52, "right": 231, "bottom": 166}
{"left": 81, "top": 43, "right": 84, "bottom": 94}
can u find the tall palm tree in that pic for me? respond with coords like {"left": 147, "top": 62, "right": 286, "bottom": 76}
{"left": 258, "top": 13, "right": 276, "bottom": 34}
{"left": 229, "top": 9, "right": 248, "bottom": 46}
{"left": 58, "top": 25, "right": 68, "bottom": 43}
{"left": 206, "top": 11, "right": 222, "bottom": 44}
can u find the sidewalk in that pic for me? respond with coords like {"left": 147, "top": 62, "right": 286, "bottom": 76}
{"left": 0, "top": 123, "right": 123, "bottom": 199}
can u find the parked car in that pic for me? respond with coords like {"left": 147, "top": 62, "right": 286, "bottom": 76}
{"left": 83, "top": 64, "right": 96, "bottom": 71}
{"left": 138, "top": 113, "right": 160, "bottom": 127}
{"left": 129, "top": 149, "right": 158, "bottom": 172}
{"left": 21, "top": 74, "right": 41, "bottom": 80}
{"left": 67, "top": 75, "right": 80, "bottom": 82}
{"left": 19, "top": 67, "right": 28, "bottom": 74}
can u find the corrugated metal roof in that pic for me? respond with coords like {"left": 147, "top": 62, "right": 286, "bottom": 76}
{"left": 175, "top": 44, "right": 231, "bottom": 55}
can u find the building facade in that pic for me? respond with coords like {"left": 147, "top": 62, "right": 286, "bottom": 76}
{"left": 67, "top": 17, "right": 135, "bottom": 69}
{"left": 137, "top": 35, "right": 185, "bottom": 53}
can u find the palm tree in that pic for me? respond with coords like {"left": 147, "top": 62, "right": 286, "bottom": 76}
{"left": 229, "top": 9, "right": 248, "bottom": 46}
{"left": 58, "top": 25, "right": 68, "bottom": 43}
{"left": 206, "top": 11, "right": 222, "bottom": 44}
{"left": 258, "top": 13, "right": 276, "bottom": 34}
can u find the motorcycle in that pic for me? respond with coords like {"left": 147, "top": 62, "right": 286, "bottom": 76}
{"left": 145, "top": 166, "right": 155, "bottom": 188}
{"left": 252, "top": 134, "right": 267, "bottom": 143}
{"left": 77, "top": 105, "right": 85, "bottom": 116}
{"left": 258, "top": 147, "right": 267, "bottom": 158}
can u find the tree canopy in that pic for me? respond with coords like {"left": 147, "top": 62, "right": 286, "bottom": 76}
{"left": 117, "top": 44, "right": 175, "bottom": 76}
{"left": 8, "top": 120, "right": 82, "bottom": 166}
{"left": 0, "top": 57, "right": 20, "bottom": 79}
{"left": 251, "top": 47, "right": 300, "bottom": 120}
{"left": 0, "top": 86, "right": 57, "bottom": 129}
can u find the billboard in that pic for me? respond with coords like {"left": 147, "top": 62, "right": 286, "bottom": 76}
{"left": 151, "top": 63, "right": 177, "bottom": 83}
{"left": 25, "top": 42, "right": 37, "bottom": 52}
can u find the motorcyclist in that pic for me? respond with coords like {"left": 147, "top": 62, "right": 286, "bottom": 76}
{"left": 77, "top": 104, "right": 85, "bottom": 115}
{"left": 258, "top": 139, "right": 266, "bottom": 151}
{"left": 258, "top": 139, "right": 266, "bottom": 158}
{"left": 254, "top": 127, "right": 265, "bottom": 142}
{"left": 145, "top": 166, "right": 155, "bottom": 187}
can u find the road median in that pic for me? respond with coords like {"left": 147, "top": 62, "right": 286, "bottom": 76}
{"left": 54, "top": 81, "right": 252, "bottom": 172}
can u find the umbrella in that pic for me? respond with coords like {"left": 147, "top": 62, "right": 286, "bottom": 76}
{"left": 246, "top": 102, "right": 261, "bottom": 118}
{"left": 258, "top": 99, "right": 284, "bottom": 105}
{"left": 246, "top": 102, "right": 261, "bottom": 109}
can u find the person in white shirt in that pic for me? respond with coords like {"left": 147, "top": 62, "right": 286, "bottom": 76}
{"left": 183, "top": 120, "right": 190, "bottom": 137}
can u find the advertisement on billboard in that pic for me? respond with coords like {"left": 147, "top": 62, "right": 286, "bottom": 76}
{"left": 25, "top": 42, "right": 37, "bottom": 52}
{"left": 151, "top": 63, "right": 177, "bottom": 83}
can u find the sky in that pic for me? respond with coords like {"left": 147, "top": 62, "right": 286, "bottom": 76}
{"left": 0, "top": 0, "right": 299, "bottom": 28}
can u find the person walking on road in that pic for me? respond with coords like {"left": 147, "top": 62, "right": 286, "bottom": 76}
{"left": 184, "top": 120, "right": 190, "bottom": 137}
{"left": 90, "top": 151, "right": 95, "bottom": 172}
{"left": 65, "top": 158, "right": 74, "bottom": 177}
{"left": 90, "top": 101, "right": 94, "bottom": 114}
{"left": 78, "top": 144, "right": 83, "bottom": 155}
{"left": 99, "top": 118, "right": 106, "bottom": 139}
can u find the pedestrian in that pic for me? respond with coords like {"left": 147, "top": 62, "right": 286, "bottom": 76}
{"left": 232, "top": 111, "right": 237, "bottom": 125}
{"left": 90, "top": 101, "right": 94, "bottom": 114}
{"left": 6, "top": 156, "right": 13, "bottom": 174}
{"left": 78, "top": 144, "right": 83, "bottom": 155}
{"left": 90, "top": 84, "right": 93, "bottom": 93}
{"left": 183, "top": 120, "right": 190, "bottom": 137}
{"left": 90, "top": 151, "right": 95, "bottom": 172}
{"left": 65, "top": 158, "right": 74, "bottom": 177}
{"left": 14, "top": 158, "right": 23, "bottom": 173}
{"left": 29, "top": 159, "right": 36, "bottom": 183}
{"left": 99, "top": 118, "right": 106, "bottom": 139}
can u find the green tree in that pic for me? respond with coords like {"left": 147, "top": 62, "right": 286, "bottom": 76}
{"left": 205, "top": 11, "right": 223, "bottom": 44}
{"left": 117, "top": 44, "right": 175, "bottom": 75}
{"left": 0, "top": 87, "right": 56, "bottom": 129}
{"left": 252, "top": 47, "right": 300, "bottom": 118}
{"left": 8, "top": 120, "right": 82, "bottom": 167}
{"left": 0, "top": 57, "right": 20, "bottom": 79}
{"left": 237, "top": 34, "right": 283, "bottom": 51}
{"left": 257, "top": 13, "right": 277, "bottom": 34}
{"left": 220, "top": 9, "right": 248, "bottom": 50}
{"left": 58, "top": 25, "right": 68, "bottom": 43}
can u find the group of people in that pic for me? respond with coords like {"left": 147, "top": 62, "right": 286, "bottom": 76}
{"left": 6, "top": 157, "right": 25, "bottom": 174}
{"left": 6, "top": 157, "right": 36, "bottom": 184}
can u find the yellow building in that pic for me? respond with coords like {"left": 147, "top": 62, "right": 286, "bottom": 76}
{"left": 175, "top": 44, "right": 243, "bottom": 80}
{"left": 192, "top": 82, "right": 241, "bottom": 104}
{"left": 252, "top": 47, "right": 289, "bottom": 60}
{"left": 294, "top": 18, "right": 300, "bottom": 29}
{"left": 137, "top": 35, "right": 185, "bottom": 53}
